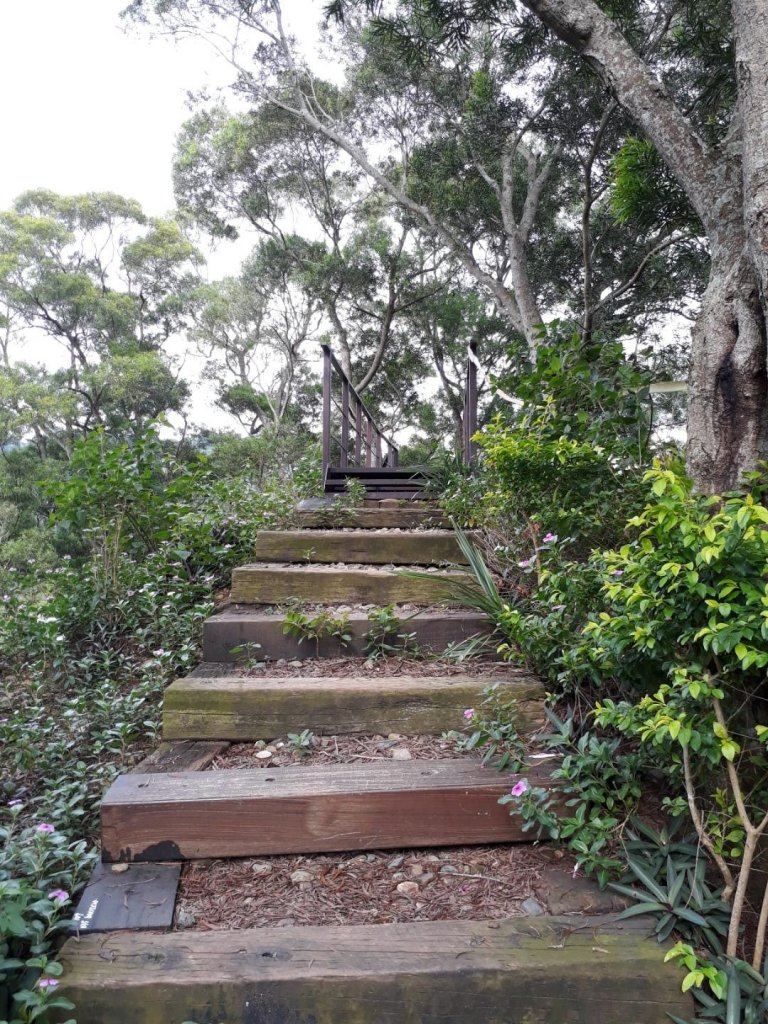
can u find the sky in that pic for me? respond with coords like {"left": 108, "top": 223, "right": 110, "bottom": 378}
{"left": 0, "top": 0, "right": 322, "bottom": 428}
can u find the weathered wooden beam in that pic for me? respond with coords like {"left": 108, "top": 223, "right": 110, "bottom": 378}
{"left": 298, "top": 507, "right": 451, "bottom": 529}
{"left": 131, "top": 740, "right": 229, "bottom": 775}
{"left": 57, "top": 916, "right": 692, "bottom": 1024}
{"left": 254, "top": 529, "right": 471, "bottom": 566}
{"left": 101, "top": 760, "right": 556, "bottom": 862}
{"left": 202, "top": 609, "right": 492, "bottom": 662}
{"left": 162, "top": 674, "right": 544, "bottom": 741}
{"left": 230, "top": 565, "right": 474, "bottom": 605}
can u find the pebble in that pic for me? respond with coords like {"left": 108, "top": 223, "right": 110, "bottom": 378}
{"left": 110, "top": 863, "right": 129, "bottom": 874}
{"left": 255, "top": 749, "right": 274, "bottom": 760}
{"left": 521, "top": 897, "right": 546, "bottom": 916}
{"left": 407, "top": 863, "right": 424, "bottom": 877}
{"left": 387, "top": 733, "right": 402, "bottom": 741}
{"left": 396, "top": 881, "right": 420, "bottom": 895}
{"left": 387, "top": 855, "right": 404, "bottom": 869}
{"left": 391, "top": 748, "right": 412, "bottom": 760}
{"left": 276, "top": 659, "right": 287, "bottom": 666}
{"left": 176, "top": 908, "right": 197, "bottom": 929}
{"left": 414, "top": 872, "right": 435, "bottom": 884}
{"left": 288, "top": 660, "right": 303, "bottom": 667}
{"left": 290, "top": 870, "right": 313, "bottom": 884}
{"left": 439, "top": 865, "right": 458, "bottom": 875}
{"left": 275, "top": 918, "right": 296, "bottom": 928}
{"left": 251, "top": 862, "right": 273, "bottom": 875}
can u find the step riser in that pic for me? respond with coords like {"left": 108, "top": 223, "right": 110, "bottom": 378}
{"left": 100, "top": 761, "right": 555, "bottom": 862}
{"left": 230, "top": 566, "right": 471, "bottom": 605}
{"left": 254, "top": 530, "right": 468, "bottom": 566}
{"left": 202, "top": 611, "right": 491, "bottom": 662}
{"left": 162, "top": 677, "right": 545, "bottom": 741}
{"left": 58, "top": 918, "right": 692, "bottom": 1024}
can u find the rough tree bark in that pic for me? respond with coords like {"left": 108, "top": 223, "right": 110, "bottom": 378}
{"left": 519, "top": 0, "right": 768, "bottom": 493}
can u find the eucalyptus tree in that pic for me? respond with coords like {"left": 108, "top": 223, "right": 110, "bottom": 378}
{"left": 0, "top": 190, "right": 202, "bottom": 454}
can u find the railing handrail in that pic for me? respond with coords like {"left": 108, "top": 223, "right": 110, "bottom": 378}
{"left": 321, "top": 344, "right": 399, "bottom": 477}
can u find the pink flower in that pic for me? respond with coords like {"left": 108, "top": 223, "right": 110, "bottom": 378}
{"left": 38, "top": 978, "right": 59, "bottom": 989}
{"left": 48, "top": 889, "right": 69, "bottom": 903}
{"left": 8, "top": 799, "right": 23, "bottom": 808}
{"left": 463, "top": 708, "right": 474, "bottom": 720}
{"left": 35, "top": 823, "right": 55, "bottom": 834}
{"left": 542, "top": 532, "right": 557, "bottom": 543}
{"left": 510, "top": 779, "right": 529, "bottom": 797}
{"left": 518, "top": 558, "right": 532, "bottom": 569}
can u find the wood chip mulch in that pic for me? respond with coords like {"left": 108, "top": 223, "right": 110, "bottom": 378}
{"left": 176, "top": 844, "right": 551, "bottom": 931}
{"left": 207, "top": 733, "right": 473, "bottom": 770}
{"left": 237, "top": 656, "right": 529, "bottom": 680}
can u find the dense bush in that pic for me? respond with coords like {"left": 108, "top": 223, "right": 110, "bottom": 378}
{"left": 0, "top": 427, "right": 313, "bottom": 1022}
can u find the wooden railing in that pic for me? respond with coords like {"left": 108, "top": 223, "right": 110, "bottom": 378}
{"left": 321, "top": 344, "right": 399, "bottom": 477}
{"left": 462, "top": 341, "right": 478, "bottom": 464}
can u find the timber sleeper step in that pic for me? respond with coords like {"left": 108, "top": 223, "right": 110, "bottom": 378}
{"left": 57, "top": 916, "right": 692, "bottom": 1024}
{"left": 100, "top": 759, "right": 558, "bottom": 862}
{"left": 162, "top": 673, "right": 545, "bottom": 741}
{"left": 254, "top": 528, "right": 471, "bottom": 566}
{"left": 202, "top": 608, "right": 492, "bottom": 661}
{"left": 230, "top": 563, "right": 474, "bottom": 605}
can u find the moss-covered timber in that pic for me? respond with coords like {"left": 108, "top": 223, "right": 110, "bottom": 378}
{"left": 55, "top": 916, "right": 691, "bottom": 1024}
{"left": 162, "top": 674, "right": 545, "bottom": 740}
{"left": 254, "top": 529, "right": 471, "bottom": 565}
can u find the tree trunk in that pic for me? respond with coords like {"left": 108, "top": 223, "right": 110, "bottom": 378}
{"left": 687, "top": 245, "right": 768, "bottom": 493}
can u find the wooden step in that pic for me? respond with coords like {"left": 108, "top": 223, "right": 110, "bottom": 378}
{"left": 230, "top": 564, "right": 472, "bottom": 605}
{"left": 326, "top": 467, "right": 426, "bottom": 480}
{"left": 254, "top": 529, "right": 468, "bottom": 566}
{"left": 298, "top": 505, "right": 450, "bottom": 529}
{"left": 325, "top": 488, "right": 425, "bottom": 500}
{"left": 203, "top": 608, "right": 491, "bottom": 661}
{"left": 100, "top": 759, "right": 556, "bottom": 862}
{"left": 162, "top": 674, "right": 545, "bottom": 741}
{"left": 57, "top": 916, "right": 692, "bottom": 1024}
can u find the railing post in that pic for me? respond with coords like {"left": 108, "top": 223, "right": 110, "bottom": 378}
{"left": 354, "top": 400, "right": 363, "bottom": 464}
{"left": 340, "top": 379, "right": 350, "bottom": 468}
{"left": 463, "top": 341, "right": 478, "bottom": 464}
{"left": 322, "top": 344, "right": 332, "bottom": 479}
{"left": 366, "top": 418, "right": 373, "bottom": 467}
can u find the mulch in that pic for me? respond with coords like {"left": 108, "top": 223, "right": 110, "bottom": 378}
{"left": 175, "top": 844, "right": 554, "bottom": 931}
{"left": 236, "top": 656, "right": 527, "bottom": 680}
{"left": 206, "top": 733, "right": 473, "bottom": 770}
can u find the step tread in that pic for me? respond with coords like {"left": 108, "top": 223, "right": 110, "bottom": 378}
{"left": 100, "top": 759, "right": 556, "bottom": 861}
{"left": 58, "top": 916, "right": 691, "bottom": 1024}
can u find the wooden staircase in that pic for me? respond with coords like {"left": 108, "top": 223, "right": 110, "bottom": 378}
{"left": 57, "top": 495, "right": 692, "bottom": 1023}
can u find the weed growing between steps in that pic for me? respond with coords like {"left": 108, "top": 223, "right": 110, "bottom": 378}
{"left": 0, "top": 428, "right": 313, "bottom": 1022}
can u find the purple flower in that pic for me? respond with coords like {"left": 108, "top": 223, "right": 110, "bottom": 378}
{"left": 35, "top": 823, "right": 55, "bottom": 834}
{"left": 8, "top": 799, "right": 23, "bottom": 808}
{"left": 510, "top": 779, "right": 529, "bottom": 797}
{"left": 610, "top": 569, "right": 624, "bottom": 578}
{"left": 463, "top": 708, "right": 475, "bottom": 721}
{"left": 552, "top": 604, "right": 566, "bottom": 612}
{"left": 542, "top": 532, "right": 557, "bottom": 544}
{"left": 38, "top": 978, "right": 59, "bottom": 990}
{"left": 518, "top": 558, "right": 532, "bottom": 569}
{"left": 48, "top": 889, "right": 69, "bottom": 903}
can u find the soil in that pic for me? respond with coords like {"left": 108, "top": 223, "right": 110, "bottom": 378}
{"left": 210, "top": 656, "right": 530, "bottom": 680}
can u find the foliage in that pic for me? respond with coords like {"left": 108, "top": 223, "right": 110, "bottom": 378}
{"left": 363, "top": 605, "right": 419, "bottom": 660}
{"left": 456, "top": 685, "right": 526, "bottom": 772}
{"left": 282, "top": 608, "right": 352, "bottom": 653}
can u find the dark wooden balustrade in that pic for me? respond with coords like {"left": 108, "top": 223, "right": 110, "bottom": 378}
{"left": 321, "top": 344, "right": 399, "bottom": 479}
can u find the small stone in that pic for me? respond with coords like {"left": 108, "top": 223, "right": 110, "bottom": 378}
{"left": 396, "top": 881, "right": 420, "bottom": 895}
{"left": 391, "top": 748, "right": 412, "bottom": 760}
{"left": 439, "top": 865, "right": 458, "bottom": 875}
{"left": 251, "top": 662, "right": 266, "bottom": 672}
{"left": 415, "top": 872, "right": 435, "bottom": 884}
{"left": 423, "top": 854, "right": 441, "bottom": 863}
{"left": 256, "top": 749, "right": 274, "bottom": 760}
{"left": 275, "top": 918, "right": 295, "bottom": 928}
{"left": 392, "top": 871, "right": 406, "bottom": 882}
{"left": 387, "top": 855, "right": 404, "bottom": 869}
{"left": 276, "top": 659, "right": 287, "bottom": 666}
{"left": 251, "top": 862, "right": 273, "bottom": 875}
{"left": 521, "top": 897, "right": 545, "bottom": 916}
{"left": 407, "top": 863, "right": 424, "bottom": 877}
{"left": 387, "top": 733, "right": 402, "bottom": 740}
{"left": 176, "top": 908, "right": 197, "bottom": 929}
{"left": 110, "top": 863, "right": 130, "bottom": 874}
{"left": 290, "top": 870, "right": 313, "bottom": 884}
{"left": 365, "top": 853, "right": 378, "bottom": 862}
{"left": 288, "top": 660, "right": 303, "bottom": 668}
